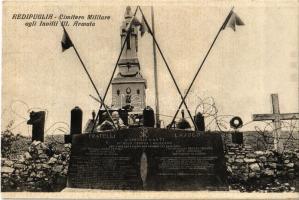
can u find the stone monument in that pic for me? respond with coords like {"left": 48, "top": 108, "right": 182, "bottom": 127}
{"left": 111, "top": 6, "right": 147, "bottom": 112}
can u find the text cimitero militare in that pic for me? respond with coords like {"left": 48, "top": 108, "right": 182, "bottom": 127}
{"left": 11, "top": 14, "right": 111, "bottom": 27}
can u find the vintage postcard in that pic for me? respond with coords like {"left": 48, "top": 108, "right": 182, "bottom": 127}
{"left": 1, "top": 0, "right": 299, "bottom": 199}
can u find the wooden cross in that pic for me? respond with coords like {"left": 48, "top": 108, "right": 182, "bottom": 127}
{"left": 252, "top": 94, "right": 299, "bottom": 153}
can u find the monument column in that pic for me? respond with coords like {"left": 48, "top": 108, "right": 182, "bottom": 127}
{"left": 112, "top": 6, "right": 147, "bottom": 112}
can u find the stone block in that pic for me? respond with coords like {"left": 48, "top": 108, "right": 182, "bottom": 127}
{"left": 1, "top": 158, "right": 7, "bottom": 164}
{"left": 24, "top": 152, "right": 32, "bottom": 160}
{"left": 64, "top": 144, "right": 71, "bottom": 149}
{"left": 37, "top": 149, "right": 43, "bottom": 155}
{"left": 284, "top": 159, "right": 290, "bottom": 164}
{"left": 267, "top": 156, "right": 277, "bottom": 162}
{"left": 249, "top": 163, "right": 260, "bottom": 172}
{"left": 265, "top": 150, "right": 274, "bottom": 156}
{"left": 248, "top": 172, "right": 256, "bottom": 178}
{"left": 235, "top": 158, "right": 244, "bottom": 163}
{"left": 288, "top": 168, "right": 295, "bottom": 173}
{"left": 40, "top": 143, "right": 48, "bottom": 150}
{"left": 246, "top": 153, "right": 256, "bottom": 158}
{"left": 27, "top": 178, "right": 33, "bottom": 182}
{"left": 236, "top": 155, "right": 245, "bottom": 159}
{"left": 2, "top": 166, "right": 14, "bottom": 173}
{"left": 30, "top": 172, "right": 36, "bottom": 177}
{"left": 53, "top": 165, "right": 64, "bottom": 173}
{"left": 255, "top": 151, "right": 265, "bottom": 156}
{"left": 244, "top": 158, "right": 256, "bottom": 163}
{"left": 36, "top": 164, "right": 42, "bottom": 170}
{"left": 1, "top": 173, "right": 9, "bottom": 178}
{"left": 39, "top": 154, "right": 48, "bottom": 159}
{"left": 48, "top": 157, "right": 57, "bottom": 164}
{"left": 285, "top": 163, "right": 294, "bottom": 168}
{"left": 4, "top": 160, "right": 14, "bottom": 167}
{"left": 42, "top": 164, "right": 51, "bottom": 169}
{"left": 14, "top": 163, "right": 25, "bottom": 169}
{"left": 263, "top": 168, "right": 274, "bottom": 176}
{"left": 259, "top": 156, "right": 267, "bottom": 162}
{"left": 32, "top": 141, "right": 41, "bottom": 146}
{"left": 268, "top": 162, "right": 277, "bottom": 169}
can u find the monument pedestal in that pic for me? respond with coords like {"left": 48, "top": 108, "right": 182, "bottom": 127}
{"left": 67, "top": 128, "right": 228, "bottom": 191}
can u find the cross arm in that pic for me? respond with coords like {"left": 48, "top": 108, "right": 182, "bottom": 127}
{"left": 252, "top": 113, "right": 299, "bottom": 121}
{"left": 252, "top": 114, "right": 275, "bottom": 121}
{"left": 280, "top": 113, "right": 299, "bottom": 120}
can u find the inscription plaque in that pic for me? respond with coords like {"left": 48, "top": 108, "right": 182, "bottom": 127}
{"left": 67, "top": 128, "right": 228, "bottom": 190}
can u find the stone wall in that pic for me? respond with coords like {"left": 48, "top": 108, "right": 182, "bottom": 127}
{"left": 225, "top": 143, "right": 299, "bottom": 192}
{"left": 1, "top": 130, "right": 31, "bottom": 159}
{"left": 2, "top": 130, "right": 299, "bottom": 192}
{"left": 1, "top": 141, "right": 70, "bottom": 192}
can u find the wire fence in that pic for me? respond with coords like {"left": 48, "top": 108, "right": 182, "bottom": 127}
{"left": 2, "top": 100, "right": 69, "bottom": 144}
{"left": 158, "top": 96, "right": 299, "bottom": 151}
{"left": 2, "top": 98, "right": 299, "bottom": 151}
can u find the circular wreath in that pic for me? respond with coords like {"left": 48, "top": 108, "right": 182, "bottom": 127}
{"left": 230, "top": 116, "right": 243, "bottom": 129}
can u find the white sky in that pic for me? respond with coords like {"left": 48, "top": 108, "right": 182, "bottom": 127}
{"left": 2, "top": 0, "right": 299, "bottom": 136}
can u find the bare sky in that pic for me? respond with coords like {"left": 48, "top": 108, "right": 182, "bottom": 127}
{"left": 2, "top": 0, "right": 299, "bottom": 136}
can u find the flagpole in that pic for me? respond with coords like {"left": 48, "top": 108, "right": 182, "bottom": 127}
{"left": 60, "top": 25, "right": 118, "bottom": 130}
{"left": 168, "top": 7, "right": 234, "bottom": 129}
{"left": 138, "top": 6, "right": 198, "bottom": 131}
{"left": 72, "top": 43, "right": 118, "bottom": 130}
{"left": 151, "top": 6, "right": 160, "bottom": 128}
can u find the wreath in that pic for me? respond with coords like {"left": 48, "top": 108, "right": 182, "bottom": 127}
{"left": 230, "top": 116, "right": 243, "bottom": 129}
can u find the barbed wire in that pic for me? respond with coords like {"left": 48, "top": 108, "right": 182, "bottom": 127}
{"left": 3, "top": 98, "right": 299, "bottom": 151}
{"left": 2, "top": 100, "right": 70, "bottom": 144}
{"left": 164, "top": 96, "right": 299, "bottom": 151}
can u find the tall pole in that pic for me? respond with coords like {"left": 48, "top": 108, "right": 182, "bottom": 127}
{"left": 59, "top": 23, "right": 117, "bottom": 129}
{"left": 60, "top": 25, "right": 117, "bottom": 130}
{"left": 151, "top": 6, "right": 160, "bottom": 128}
{"left": 169, "top": 7, "right": 234, "bottom": 129}
{"left": 138, "top": 6, "right": 198, "bottom": 131}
